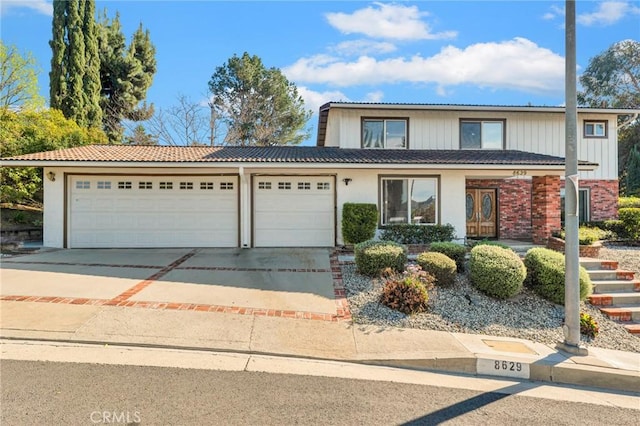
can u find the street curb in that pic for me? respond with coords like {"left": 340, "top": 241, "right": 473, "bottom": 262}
{"left": 2, "top": 335, "right": 638, "bottom": 394}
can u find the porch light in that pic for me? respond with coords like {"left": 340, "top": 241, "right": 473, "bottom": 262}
{"left": 342, "top": 178, "right": 352, "bottom": 186}
{"left": 47, "top": 171, "right": 56, "bottom": 182}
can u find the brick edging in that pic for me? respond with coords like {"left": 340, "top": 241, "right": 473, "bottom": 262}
{"left": 1, "top": 248, "right": 353, "bottom": 323}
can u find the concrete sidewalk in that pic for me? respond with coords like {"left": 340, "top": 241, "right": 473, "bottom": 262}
{"left": 1, "top": 300, "right": 638, "bottom": 394}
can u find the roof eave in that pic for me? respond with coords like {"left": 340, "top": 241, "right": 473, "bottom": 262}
{"left": 0, "top": 160, "right": 598, "bottom": 172}
{"left": 323, "top": 102, "right": 639, "bottom": 115}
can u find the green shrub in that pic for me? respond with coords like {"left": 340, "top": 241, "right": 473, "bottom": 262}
{"left": 354, "top": 239, "right": 407, "bottom": 277}
{"left": 429, "top": 242, "right": 467, "bottom": 272}
{"left": 580, "top": 312, "right": 599, "bottom": 339}
{"left": 470, "top": 239, "right": 513, "bottom": 251}
{"left": 380, "top": 264, "right": 434, "bottom": 314}
{"left": 379, "top": 223, "right": 456, "bottom": 245}
{"left": 342, "top": 203, "right": 378, "bottom": 244}
{"left": 416, "top": 251, "right": 457, "bottom": 286}
{"left": 559, "top": 226, "right": 604, "bottom": 245}
{"left": 618, "top": 208, "right": 640, "bottom": 242}
{"left": 600, "top": 219, "right": 626, "bottom": 239}
{"left": 523, "top": 247, "right": 592, "bottom": 304}
{"left": 469, "top": 245, "right": 526, "bottom": 299}
{"left": 619, "top": 196, "right": 640, "bottom": 208}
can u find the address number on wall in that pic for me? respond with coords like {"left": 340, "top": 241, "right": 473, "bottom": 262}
{"left": 477, "top": 358, "right": 530, "bottom": 379}
{"left": 512, "top": 170, "right": 527, "bottom": 176}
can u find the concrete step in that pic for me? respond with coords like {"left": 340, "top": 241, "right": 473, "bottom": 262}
{"left": 599, "top": 306, "right": 640, "bottom": 322}
{"left": 579, "top": 258, "right": 618, "bottom": 271}
{"left": 592, "top": 280, "right": 640, "bottom": 294}
{"left": 589, "top": 292, "right": 640, "bottom": 306}
{"left": 587, "top": 270, "right": 637, "bottom": 281}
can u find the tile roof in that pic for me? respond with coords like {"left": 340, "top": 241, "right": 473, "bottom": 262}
{"left": 1, "top": 144, "right": 597, "bottom": 167}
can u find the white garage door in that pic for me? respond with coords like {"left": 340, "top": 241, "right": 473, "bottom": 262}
{"left": 253, "top": 176, "right": 335, "bottom": 247}
{"left": 69, "top": 175, "right": 238, "bottom": 248}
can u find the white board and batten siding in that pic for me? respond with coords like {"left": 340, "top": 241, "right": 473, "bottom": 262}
{"left": 327, "top": 108, "right": 618, "bottom": 180}
{"left": 253, "top": 176, "right": 335, "bottom": 247}
{"left": 68, "top": 175, "right": 238, "bottom": 248}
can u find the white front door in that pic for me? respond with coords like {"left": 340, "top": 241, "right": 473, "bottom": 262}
{"left": 253, "top": 176, "right": 335, "bottom": 247}
{"left": 69, "top": 175, "right": 238, "bottom": 248}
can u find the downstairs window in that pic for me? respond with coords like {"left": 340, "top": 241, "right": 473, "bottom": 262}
{"left": 381, "top": 177, "right": 438, "bottom": 225}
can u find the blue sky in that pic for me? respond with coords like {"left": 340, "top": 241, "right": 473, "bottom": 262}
{"left": 2, "top": 0, "right": 639, "bottom": 145}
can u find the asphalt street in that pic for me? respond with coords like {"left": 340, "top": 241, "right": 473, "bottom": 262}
{"left": 2, "top": 359, "right": 639, "bottom": 425}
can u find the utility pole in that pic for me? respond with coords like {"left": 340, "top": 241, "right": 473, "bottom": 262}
{"left": 558, "top": 0, "right": 587, "bottom": 356}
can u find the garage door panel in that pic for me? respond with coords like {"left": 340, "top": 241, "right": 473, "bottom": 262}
{"left": 70, "top": 176, "right": 238, "bottom": 248}
{"left": 254, "top": 176, "right": 334, "bottom": 247}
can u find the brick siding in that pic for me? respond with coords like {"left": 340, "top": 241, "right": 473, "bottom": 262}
{"left": 560, "top": 179, "right": 619, "bottom": 221}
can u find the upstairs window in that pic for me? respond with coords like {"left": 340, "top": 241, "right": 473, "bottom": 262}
{"left": 584, "top": 121, "right": 607, "bottom": 138}
{"left": 460, "top": 120, "right": 504, "bottom": 149}
{"left": 362, "top": 119, "right": 407, "bottom": 149}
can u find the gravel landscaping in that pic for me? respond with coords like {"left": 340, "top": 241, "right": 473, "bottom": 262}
{"left": 342, "top": 243, "right": 640, "bottom": 353}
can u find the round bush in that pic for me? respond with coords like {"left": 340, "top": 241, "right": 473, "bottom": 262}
{"left": 354, "top": 239, "right": 407, "bottom": 277}
{"left": 416, "top": 251, "right": 457, "bottom": 286}
{"left": 523, "top": 247, "right": 592, "bottom": 304}
{"left": 469, "top": 245, "right": 526, "bottom": 299}
{"left": 429, "top": 242, "right": 467, "bottom": 272}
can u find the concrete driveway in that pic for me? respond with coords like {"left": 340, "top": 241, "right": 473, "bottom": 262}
{"left": 0, "top": 248, "right": 347, "bottom": 321}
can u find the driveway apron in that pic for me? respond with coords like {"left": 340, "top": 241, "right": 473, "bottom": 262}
{"left": 1, "top": 248, "right": 345, "bottom": 320}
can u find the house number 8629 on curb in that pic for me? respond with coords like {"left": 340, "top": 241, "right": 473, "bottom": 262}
{"left": 477, "top": 359, "right": 530, "bottom": 379}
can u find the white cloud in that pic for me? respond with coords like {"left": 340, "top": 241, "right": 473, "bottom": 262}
{"left": 364, "top": 91, "right": 384, "bottom": 103}
{"left": 297, "top": 87, "right": 351, "bottom": 113}
{"left": 0, "top": 0, "right": 52, "bottom": 17}
{"left": 578, "top": 1, "right": 640, "bottom": 26}
{"left": 284, "top": 38, "right": 565, "bottom": 95}
{"left": 296, "top": 87, "right": 387, "bottom": 113}
{"left": 544, "top": 4, "right": 565, "bottom": 19}
{"left": 332, "top": 40, "right": 397, "bottom": 56}
{"left": 325, "top": 2, "right": 456, "bottom": 40}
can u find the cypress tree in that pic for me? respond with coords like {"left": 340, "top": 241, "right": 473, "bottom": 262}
{"left": 82, "top": 0, "right": 102, "bottom": 128}
{"left": 63, "top": 0, "right": 86, "bottom": 126}
{"left": 49, "top": 0, "right": 67, "bottom": 110}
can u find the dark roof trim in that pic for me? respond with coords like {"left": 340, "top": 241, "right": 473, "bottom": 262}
{"left": 0, "top": 145, "right": 598, "bottom": 168}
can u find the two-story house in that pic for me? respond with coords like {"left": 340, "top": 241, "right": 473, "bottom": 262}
{"left": 1, "top": 102, "right": 636, "bottom": 249}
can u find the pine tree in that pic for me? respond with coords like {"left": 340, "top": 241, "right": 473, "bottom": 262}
{"left": 98, "top": 12, "right": 156, "bottom": 142}
{"left": 625, "top": 145, "right": 640, "bottom": 197}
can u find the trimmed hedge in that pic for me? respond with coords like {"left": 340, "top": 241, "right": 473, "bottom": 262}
{"left": 469, "top": 245, "right": 526, "bottom": 299}
{"left": 429, "top": 241, "right": 467, "bottom": 272}
{"left": 342, "top": 203, "right": 378, "bottom": 244}
{"left": 416, "top": 251, "right": 457, "bottom": 286}
{"left": 558, "top": 226, "right": 604, "bottom": 245}
{"left": 619, "top": 196, "right": 640, "bottom": 208}
{"left": 379, "top": 223, "right": 455, "bottom": 245}
{"left": 523, "top": 247, "right": 592, "bottom": 304}
{"left": 471, "top": 239, "right": 513, "bottom": 251}
{"left": 354, "top": 239, "right": 407, "bottom": 277}
{"left": 619, "top": 208, "right": 640, "bottom": 242}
